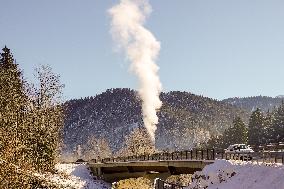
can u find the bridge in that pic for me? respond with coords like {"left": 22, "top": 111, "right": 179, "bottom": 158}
{"left": 87, "top": 146, "right": 284, "bottom": 183}
{"left": 88, "top": 149, "right": 215, "bottom": 182}
{"left": 84, "top": 143, "right": 284, "bottom": 188}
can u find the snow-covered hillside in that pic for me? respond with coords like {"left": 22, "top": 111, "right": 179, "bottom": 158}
{"left": 189, "top": 160, "right": 284, "bottom": 189}
{"left": 63, "top": 88, "right": 248, "bottom": 153}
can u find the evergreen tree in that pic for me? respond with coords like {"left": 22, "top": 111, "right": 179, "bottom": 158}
{"left": 232, "top": 117, "right": 248, "bottom": 144}
{"left": 0, "top": 46, "right": 27, "bottom": 165}
{"left": 222, "top": 117, "right": 248, "bottom": 147}
{"left": 0, "top": 47, "right": 65, "bottom": 187}
{"left": 248, "top": 108, "right": 265, "bottom": 146}
{"left": 206, "top": 134, "right": 224, "bottom": 149}
{"left": 0, "top": 46, "right": 38, "bottom": 188}
{"left": 270, "top": 102, "right": 284, "bottom": 142}
{"left": 262, "top": 110, "right": 274, "bottom": 143}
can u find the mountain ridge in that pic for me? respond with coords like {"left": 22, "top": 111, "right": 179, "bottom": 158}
{"left": 222, "top": 95, "right": 284, "bottom": 112}
{"left": 63, "top": 88, "right": 249, "bottom": 153}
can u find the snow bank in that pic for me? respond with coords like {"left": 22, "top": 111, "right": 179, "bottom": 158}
{"left": 189, "top": 160, "right": 284, "bottom": 189}
{"left": 44, "top": 163, "right": 111, "bottom": 189}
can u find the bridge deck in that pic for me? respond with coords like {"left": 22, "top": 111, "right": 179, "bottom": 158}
{"left": 88, "top": 159, "right": 214, "bottom": 168}
{"left": 88, "top": 160, "right": 214, "bottom": 182}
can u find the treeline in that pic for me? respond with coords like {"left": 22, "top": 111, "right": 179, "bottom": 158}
{"left": 0, "top": 47, "right": 64, "bottom": 188}
{"left": 208, "top": 104, "right": 284, "bottom": 149}
{"left": 223, "top": 96, "right": 284, "bottom": 112}
{"left": 65, "top": 126, "right": 155, "bottom": 162}
{"left": 156, "top": 91, "right": 248, "bottom": 150}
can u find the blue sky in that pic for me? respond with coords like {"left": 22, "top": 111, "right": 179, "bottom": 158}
{"left": 1, "top": 0, "right": 284, "bottom": 100}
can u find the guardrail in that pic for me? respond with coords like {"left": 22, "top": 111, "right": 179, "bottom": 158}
{"left": 215, "top": 150, "right": 284, "bottom": 164}
{"left": 91, "top": 149, "right": 215, "bottom": 163}
{"left": 250, "top": 142, "right": 284, "bottom": 152}
{"left": 88, "top": 148, "right": 284, "bottom": 165}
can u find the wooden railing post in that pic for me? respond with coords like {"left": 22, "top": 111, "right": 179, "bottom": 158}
{"left": 190, "top": 150, "right": 193, "bottom": 159}
{"left": 196, "top": 149, "right": 198, "bottom": 160}
{"left": 206, "top": 149, "right": 209, "bottom": 160}
{"left": 185, "top": 151, "right": 188, "bottom": 159}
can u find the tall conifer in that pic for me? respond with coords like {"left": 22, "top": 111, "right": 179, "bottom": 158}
{"left": 248, "top": 108, "right": 265, "bottom": 145}
{"left": 270, "top": 102, "right": 284, "bottom": 142}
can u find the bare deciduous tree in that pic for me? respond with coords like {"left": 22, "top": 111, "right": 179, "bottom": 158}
{"left": 82, "top": 136, "right": 112, "bottom": 161}
{"left": 117, "top": 127, "right": 155, "bottom": 157}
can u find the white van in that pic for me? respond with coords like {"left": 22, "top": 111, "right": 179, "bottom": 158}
{"left": 225, "top": 144, "right": 254, "bottom": 153}
{"left": 225, "top": 144, "right": 254, "bottom": 160}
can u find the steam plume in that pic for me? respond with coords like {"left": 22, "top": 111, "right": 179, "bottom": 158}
{"left": 108, "top": 0, "right": 162, "bottom": 141}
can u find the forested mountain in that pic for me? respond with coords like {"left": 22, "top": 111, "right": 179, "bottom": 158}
{"left": 63, "top": 88, "right": 249, "bottom": 154}
{"left": 222, "top": 96, "right": 284, "bottom": 112}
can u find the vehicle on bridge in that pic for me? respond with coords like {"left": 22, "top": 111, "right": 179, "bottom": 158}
{"left": 225, "top": 144, "right": 254, "bottom": 160}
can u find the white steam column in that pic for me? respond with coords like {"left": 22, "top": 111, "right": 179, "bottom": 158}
{"left": 109, "top": 0, "right": 162, "bottom": 142}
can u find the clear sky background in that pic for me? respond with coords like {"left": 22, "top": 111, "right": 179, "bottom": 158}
{"left": 1, "top": 0, "right": 284, "bottom": 100}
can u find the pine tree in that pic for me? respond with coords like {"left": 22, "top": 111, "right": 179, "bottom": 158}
{"left": 270, "top": 102, "right": 284, "bottom": 143}
{"left": 248, "top": 108, "right": 265, "bottom": 146}
{"left": 206, "top": 134, "right": 224, "bottom": 149}
{"left": 0, "top": 46, "right": 39, "bottom": 188}
{"left": 222, "top": 117, "right": 248, "bottom": 147}
{"left": 232, "top": 117, "right": 248, "bottom": 144}
{"left": 262, "top": 110, "right": 274, "bottom": 143}
{"left": 0, "top": 46, "right": 27, "bottom": 165}
{"left": 0, "top": 47, "right": 65, "bottom": 187}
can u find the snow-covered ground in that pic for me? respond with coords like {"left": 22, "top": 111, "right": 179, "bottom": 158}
{"left": 38, "top": 161, "right": 284, "bottom": 189}
{"left": 45, "top": 163, "right": 111, "bottom": 189}
{"left": 189, "top": 160, "right": 284, "bottom": 189}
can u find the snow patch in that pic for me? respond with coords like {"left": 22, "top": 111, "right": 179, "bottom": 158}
{"left": 48, "top": 163, "right": 111, "bottom": 189}
{"left": 189, "top": 160, "right": 284, "bottom": 189}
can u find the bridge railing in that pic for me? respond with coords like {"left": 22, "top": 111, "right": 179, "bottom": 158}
{"left": 154, "top": 178, "right": 186, "bottom": 189}
{"left": 94, "top": 149, "right": 215, "bottom": 163}
{"left": 90, "top": 146, "right": 284, "bottom": 164}
{"left": 215, "top": 149, "right": 284, "bottom": 164}
{"left": 250, "top": 142, "right": 284, "bottom": 152}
